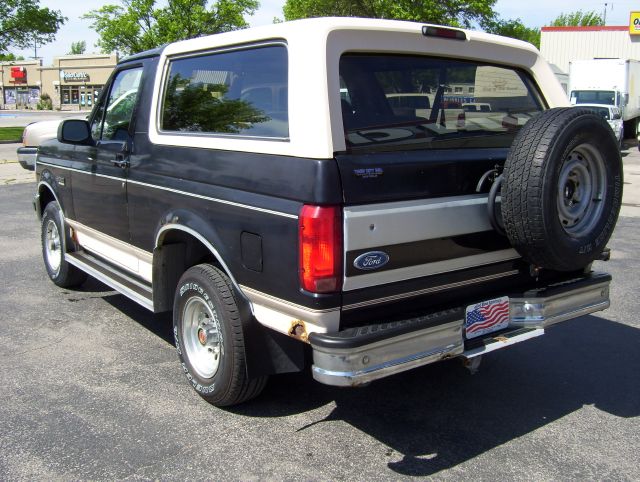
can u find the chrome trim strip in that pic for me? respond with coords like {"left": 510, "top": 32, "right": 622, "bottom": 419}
{"left": 37, "top": 180, "right": 62, "bottom": 215}
{"left": 128, "top": 179, "right": 298, "bottom": 219}
{"left": 38, "top": 161, "right": 124, "bottom": 182}
{"left": 36, "top": 161, "right": 298, "bottom": 219}
{"left": 155, "top": 223, "right": 245, "bottom": 297}
{"left": 240, "top": 285, "right": 338, "bottom": 315}
{"left": 343, "top": 249, "right": 520, "bottom": 291}
{"left": 66, "top": 218, "right": 153, "bottom": 263}
{"left": 65, "top": 253, "right": 154, "bottom": 311}
{"left": 342, "top": 269, "right": 520, "bottom": 310}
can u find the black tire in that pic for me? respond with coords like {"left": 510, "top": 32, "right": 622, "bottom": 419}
{"left": 41, "top": 201, "right": 87, "bottom": 288}
{"left": 502, "top": 108, "right": 622, "bottom": 271}
{"left": 173, "top": 264, "right": 267, "bottom": 406}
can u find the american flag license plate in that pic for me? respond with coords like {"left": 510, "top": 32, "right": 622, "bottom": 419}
{"left": 464, "top": 296, "right": 510, "bottom": 339}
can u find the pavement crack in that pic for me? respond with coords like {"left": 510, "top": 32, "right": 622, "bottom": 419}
{"left": 0, "top": 335, "right": 69, "bottom": 359}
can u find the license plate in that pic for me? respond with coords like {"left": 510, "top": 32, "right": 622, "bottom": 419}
{"left": 465, "top": 296, "right": 510, "bottom": 339}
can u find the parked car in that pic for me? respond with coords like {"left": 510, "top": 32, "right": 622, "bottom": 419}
{"left": 17, "top": 120, "right": 62, "bottom": 171}
{"left": 33, "top": 18, "right": 621, "bottom": 406}
{"left": 18, "top": 116, "right": 87, "bottom": 170}
{"left": 572, "top": 103, "right": 624, "bottom": 148}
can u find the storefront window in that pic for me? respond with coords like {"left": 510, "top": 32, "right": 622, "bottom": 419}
{"left": 61, "top": 85, "right": 103, "bottom": 106}
{"left": 4, "top": 88, "right": 16, "bottom": 104}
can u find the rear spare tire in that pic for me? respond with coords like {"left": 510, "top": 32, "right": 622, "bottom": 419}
{"left": 502, "top": 108, "right": 622, "bottom": 271}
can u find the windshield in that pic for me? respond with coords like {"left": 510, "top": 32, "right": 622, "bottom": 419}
{"left": 339, "top": 54, "right": 544, "bottom": 152}
{"left": 571, "top": 90, "right": 616, "bottom": 106}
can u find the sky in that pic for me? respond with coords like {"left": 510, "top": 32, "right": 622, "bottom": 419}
{"left": 12, "top": 0, "right": 639, "bottom": 65}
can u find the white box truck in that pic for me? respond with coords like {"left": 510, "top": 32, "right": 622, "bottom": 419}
{"left": 569, "top": 58, "right": 640, "bottom": 137}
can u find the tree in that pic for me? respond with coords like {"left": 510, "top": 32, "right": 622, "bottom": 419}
{"left": 83, "top": 0, "right": 259, "bottom": 56}
{"left": 483, "top": 18, "right": 541, "bottom": 48}
{"left": 0, "top": 0, "right": 65, "bottom": 54}
{"left": 163, "top": 76, "right": 268, "bottom": 133}
{"left": 282, "top": 0, "right": 497, "bottom": 29}
{"left": 550, "top": 10, "right": 603, "bottom": 27}
{"left": 0, "top": 52, "right": 25, "bottom": 61}
{"left": 68, "top": 40, "right": 86, "bottom": 55}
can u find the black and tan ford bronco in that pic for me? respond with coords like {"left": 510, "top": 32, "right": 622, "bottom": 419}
{"left": 32, "top": 18, "right": 622, "bottom": 406}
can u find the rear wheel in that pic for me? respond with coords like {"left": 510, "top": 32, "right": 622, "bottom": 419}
{"left": 502, "top": 108, "right": 622, "bottom": 271}
{"left": 41, "top": 201, "right": 86, "bottom": 288}
{"left": 173, "top": 264, "right": 267, "bottom": 406}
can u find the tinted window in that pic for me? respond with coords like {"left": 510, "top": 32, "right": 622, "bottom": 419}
{"left": 161, "top": 45, "right": 288, "bottom": 138}
{"left": 100, "top": 67, "right": 143, "bottom": 141}
{"left": 339, "top": 54, "right": 544, "bottom": 151}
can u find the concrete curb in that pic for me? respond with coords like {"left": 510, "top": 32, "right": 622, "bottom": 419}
{"left": 0, "top": 139, "right": 21, "bottom": 144}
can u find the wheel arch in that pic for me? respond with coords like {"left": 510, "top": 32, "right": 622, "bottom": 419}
{"left": 153, "top": 219, "right": 306, "bottom": 378}
{"left": 36, "top": 180, "right": 61, "bottom": 219}
{"left": 153, "top": 220, "right": 246, "bottom": 313}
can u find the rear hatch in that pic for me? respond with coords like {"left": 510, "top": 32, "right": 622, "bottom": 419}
{"left": 336, "top": 52, "right": 550, "bottom": 325}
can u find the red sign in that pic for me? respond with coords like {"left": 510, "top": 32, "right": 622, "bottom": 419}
{"left": 10, "top": 66, "right": 26, "bottom": 82}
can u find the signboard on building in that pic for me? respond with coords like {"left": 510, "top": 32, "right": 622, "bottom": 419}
{"left": 630, "top": 12, "right": 640, "bottom": 35}
{"left": 10, "top": 66, "right": 26, "bottom": 83}
{"left": 60, "top": 70, "right": 90, "bottom": 82}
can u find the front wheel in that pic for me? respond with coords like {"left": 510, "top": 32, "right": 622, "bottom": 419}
{"left": 173, "top": 264, "right": 267, "bottom": 406}
{"left": 41, "top": 201, "right": 86, "bottom": 288}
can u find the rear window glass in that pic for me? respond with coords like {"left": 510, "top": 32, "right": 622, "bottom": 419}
{"left": 339, "top": 54, "right": 544, "bottom": 151}
{"left": 161, "top": 45, "right": 288, "bottom": 138}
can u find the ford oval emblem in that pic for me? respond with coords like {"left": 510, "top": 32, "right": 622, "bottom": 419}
{"left": 353, "top": 251, "right": 390, "bottom": 271}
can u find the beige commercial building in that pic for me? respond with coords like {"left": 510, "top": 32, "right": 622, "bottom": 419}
{"left": 541, "top": 24, "right": 640, "bottom": 74}
{"left": 0, "top": 53, "right": 118, "bottom": 110}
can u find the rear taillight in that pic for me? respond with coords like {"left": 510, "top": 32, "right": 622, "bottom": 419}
{"left": 299, "top": 205, "right": 342, "bottom": 293}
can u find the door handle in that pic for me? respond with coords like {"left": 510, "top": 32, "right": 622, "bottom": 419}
{"left": 112, "top": 154, "right": 129, "bottom": 169}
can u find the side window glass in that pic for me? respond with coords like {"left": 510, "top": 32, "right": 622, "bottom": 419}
{"left": 161, "top": 45, "right": 288, "bottom": 138}
{"left": 101, "top": 67, "right": 143, "bottom": 141}
{"left": 90, "top": 91, "right": 107, "bottom": 140}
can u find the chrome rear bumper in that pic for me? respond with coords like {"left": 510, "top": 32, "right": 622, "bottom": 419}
{"left": 17, "top": 147, "right": 37, "bottom": 171}
{"left": 309, "top": 272, "right": 611, "bottom": 387}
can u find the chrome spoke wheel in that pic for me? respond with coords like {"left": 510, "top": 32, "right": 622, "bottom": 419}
{"left": 556, "top": 144, "right": 606, "bottom": 237}
{"left": 181, "top": 296, "right": 223, "bottom": 380}
{"left": 44, "top": 219, "right": 62, "bottom": 273}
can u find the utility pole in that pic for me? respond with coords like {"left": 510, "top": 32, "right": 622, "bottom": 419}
{"left": 31, "top": 34, "right": 40, "bottom": 60}
{"left": 603, "top": 3, "right": 607, "bottom": 25}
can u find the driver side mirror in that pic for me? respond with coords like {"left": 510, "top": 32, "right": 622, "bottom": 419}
{"left": 57, "top": 119, "right": 93, "bottom": 145}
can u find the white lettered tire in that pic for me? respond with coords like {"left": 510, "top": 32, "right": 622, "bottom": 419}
{"left": 173, "top": 264, "right": 267, "bottom": 406}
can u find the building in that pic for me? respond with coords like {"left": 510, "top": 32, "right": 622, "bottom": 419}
{"left": 0, "top": 53, "right": 118, "bottom": 110}
{"left": 541, "top": 24, "right": 640, "bottom": 74}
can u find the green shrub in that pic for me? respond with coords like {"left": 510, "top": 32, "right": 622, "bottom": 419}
{"left": 37, "top": 93, "right": 53, "bottom": 110}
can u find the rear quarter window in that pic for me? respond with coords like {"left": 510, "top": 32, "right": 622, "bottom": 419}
{"left": 160, "top": 44, "right": 288, "bottom": 138}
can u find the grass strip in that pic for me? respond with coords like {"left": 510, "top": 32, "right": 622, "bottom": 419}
{"left": 0, "top": 127, "right": 24, "bottom": 142}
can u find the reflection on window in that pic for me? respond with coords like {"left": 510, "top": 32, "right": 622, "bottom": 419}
{"left": 161, "top": 45, "right": 288, "bottom": 138}
{"left": 340, "top": 54, "right": 543, "bottom": 151}
{"left": 101, "top": 67, "right": 143, "bottom": 141}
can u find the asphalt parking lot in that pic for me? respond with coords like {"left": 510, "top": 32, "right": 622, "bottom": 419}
{"left": 0, "top": 140, "right": 639, "bottom": 479}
